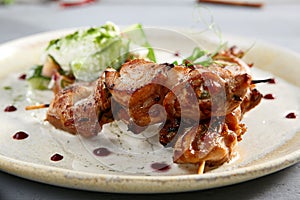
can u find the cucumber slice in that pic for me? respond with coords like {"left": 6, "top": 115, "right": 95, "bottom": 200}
{"left": 26, "top": 65, "right": 51, "bottom": 90}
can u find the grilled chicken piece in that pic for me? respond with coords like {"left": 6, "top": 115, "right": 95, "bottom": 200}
{"left": 105, "top": 59, "right": 171, "bottom": 128}
{"left": 241, "top": 87, "right": 263, "bottom": 115}
{"left": 163, "top": 45, "right": 254, "bottom": 120}
{"left": 173, "top": 114, "right": 244, "bottom": 171}
{"left": 225, "top": 107, "right": 247, "bottom": 141}
{"left": 163, "top": 65, "right": 251, "bottom": 121}
{"left": 46, "top": 75, "right": 112, "bottom": 137}
{"left": 159, "top": 87, "right": 261, "bottom": 147}
{"left": 159, "top": 117, "right": 190, "bottom": 146}
{"left": 110, "top": 98, "right": 149, "bottom": 134}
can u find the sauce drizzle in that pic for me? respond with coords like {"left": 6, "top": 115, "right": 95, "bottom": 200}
{"left": 4, "top": 105, "right": 17, "bottom": 112}
{"left": 13, "top": 131, "right": 29, "bottom": 140}
{"left": 174, "top": 51, "right": 180, "bottom": 57}
{"left": 151, "top": 162, "right": 171, "bottom": 172}
{"left": 93, "top": 147, "right": 111, "bottom": 157}
{"left": 51, "top": 153, "right": 64, "bottom": 161}
{"left": 263, "top": 94, "right": 275, "bottom": 100}
{"left": 285, "top": 112, "right": 297, "bottom": 119}
{"left": 251, "top": 78, "right": 276, "bottom": 84}
{"left": 268, "top": 78, "right": 276, "bottom": 84}
{"left": 18, "top": 74, "right": 26, "bottom": 80}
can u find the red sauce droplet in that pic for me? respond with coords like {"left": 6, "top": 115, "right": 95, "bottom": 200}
{"left": 248, "top": 63, "right": 254, "bottom": 68}
{"left": 51, "top": 153, "right": 64, "bottom": 161}
{"left": 4, "top": 105, "right": 17, "bottom": 112}
{"left": 18, "top": 74, "right": 26, "bottom": 80}
{"left": 174, "top": 51, "right": 180, "bottom": 57}
{"left": 286, "top": 112, "right": 297, "bottom": 119}
{"left": 13, "top": 131, "right": 29, "bottom": 140}
{"left": 268, "top": 78, "right": 276, "bottom": 84}
{"left": 151, "top": 162, "right": 171, "bottom": 172}
{"left": 263, "top": 94, "right": 275, "bottom": 100}
{"left": 93, "top": 147, "right": 111, "bottom": 157}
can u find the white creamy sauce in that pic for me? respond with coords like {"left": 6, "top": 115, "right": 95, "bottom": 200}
{"left": 0, "top": 67, "right": 300, "bottom": 175}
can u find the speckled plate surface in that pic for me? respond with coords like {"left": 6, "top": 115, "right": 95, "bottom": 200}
{"left": 0, "top": 28, "right": 299, "bottom": 193}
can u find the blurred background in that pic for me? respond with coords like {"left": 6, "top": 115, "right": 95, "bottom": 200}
{"left": 0, "top": 0, "right": 299, "bottom": 53}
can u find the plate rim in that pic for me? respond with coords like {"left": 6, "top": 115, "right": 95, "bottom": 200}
{"left": 1, "top": 147, "right": 299, "bottom": 193}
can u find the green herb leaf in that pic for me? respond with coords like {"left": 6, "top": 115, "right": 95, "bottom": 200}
{"left": 3, "top": 86, "right": 12, "bottom": 90}
{"left": 123, "top": 24, "right": 156, "bottom": 62}
{"left": 185, "top": 47, "right": 207, "bottom": 62}
{"left": 178, "top": 47, "right": 213, "bottom": 67}
{"left": 172, "top": 60, "right": 179, "bottom": 65}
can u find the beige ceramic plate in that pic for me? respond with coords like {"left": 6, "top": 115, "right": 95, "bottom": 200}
{"left": 0, "top": 28, "right": 299, "bottom": 193}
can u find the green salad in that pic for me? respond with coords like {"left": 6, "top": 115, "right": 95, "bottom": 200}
{"left": 46, "top": 22, "right": 128, "bottom": 82}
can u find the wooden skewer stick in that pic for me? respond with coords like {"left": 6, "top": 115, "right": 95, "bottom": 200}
{"left": 25, "top": 104, "right": 50, "bottom": 110}
{"left": 251, "top": 78, "right": 275, "bottom": 84}
{"left": 197, "top": 0, "right": 264, "bottom": 8}
{"left": 198, "top": 161, "right": 206, "bottom": 174}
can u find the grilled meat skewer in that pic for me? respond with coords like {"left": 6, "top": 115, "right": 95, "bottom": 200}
{"left": 45, "top": 47, "right": 262, "bottom": 171}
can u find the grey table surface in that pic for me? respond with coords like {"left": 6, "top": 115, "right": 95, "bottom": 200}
{"left": 0, "top": 0, "right": 299, "bottom": 199}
